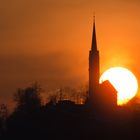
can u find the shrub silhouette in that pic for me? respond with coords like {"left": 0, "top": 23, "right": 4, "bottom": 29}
{"left": 14, "top": 83, "right": 42, "bottom": 113}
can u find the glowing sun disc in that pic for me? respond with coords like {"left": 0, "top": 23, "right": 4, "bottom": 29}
{"left": 99, "top": 67, "right": 138, "bottom": 105}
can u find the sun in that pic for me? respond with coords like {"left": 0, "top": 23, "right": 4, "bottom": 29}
{"left": 99, "top": 67, "right": 138, "bottom": 105}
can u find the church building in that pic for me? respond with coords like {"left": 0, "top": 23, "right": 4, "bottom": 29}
{"left": 88, "top": 20, "right": 117, "bottom": 111}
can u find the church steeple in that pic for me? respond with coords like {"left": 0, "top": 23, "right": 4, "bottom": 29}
{"left": 88, "top": 18, "right": 117, "bottom": 110}
{"left": 88, "top": 18, "right": 100, "bottom": 105}
{"left": 91, "top": 19, "right": 97, "bottom": 51}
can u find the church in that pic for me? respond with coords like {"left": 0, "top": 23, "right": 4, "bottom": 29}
{"left": 54, "top": 20, "right": 118, "bottom": 113}
{"left": 88, "top": 20, "right": 117, "bottom": 112}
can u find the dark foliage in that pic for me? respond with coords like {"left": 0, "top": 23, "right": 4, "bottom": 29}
{"left": 0, "top": 84, "right": 140, "bottom": 140}
{"left": 0, "top": 104, "right": 8, "bottom": 138}
{"left": 13, "top": 83, "right": 42, "bottom": 113}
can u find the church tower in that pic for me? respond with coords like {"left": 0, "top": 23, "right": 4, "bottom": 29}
{"left": 89, "top": 20, "right": 100, "bottom": 105}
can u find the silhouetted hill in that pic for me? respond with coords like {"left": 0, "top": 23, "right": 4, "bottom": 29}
{"left": 0, "top": 100, "right": 139, "bottom": 140}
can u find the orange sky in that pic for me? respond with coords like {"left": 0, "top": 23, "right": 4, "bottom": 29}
{"left": 1, "top": 0, "right": 140, "bottom": 105}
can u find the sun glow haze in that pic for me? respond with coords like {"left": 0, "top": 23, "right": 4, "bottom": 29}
{"left": 100, "top": 67, "right": 138, "bottom": 105}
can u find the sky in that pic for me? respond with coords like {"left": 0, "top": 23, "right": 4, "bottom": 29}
{"left": 1, "top": 0, "right": 140, "bottom": 105}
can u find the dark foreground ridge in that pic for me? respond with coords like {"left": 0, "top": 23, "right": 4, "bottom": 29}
{"left": 0, "top": 99, "right": 140, "bottom": 140}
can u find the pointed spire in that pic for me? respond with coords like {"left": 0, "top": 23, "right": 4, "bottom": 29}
{"left": 91, "top": 16, "right": 97, "bottom": 51}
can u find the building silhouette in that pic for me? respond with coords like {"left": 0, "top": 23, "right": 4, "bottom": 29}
{"left": 88, "top": 20, "right": 117, "bottom": 111}
{"left": 89, "top": 20, "right": 100, "bottom": 106}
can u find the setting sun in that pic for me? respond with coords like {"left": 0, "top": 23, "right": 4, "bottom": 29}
{"left": 100, "top": 67, "right": 138, "bottom": 105}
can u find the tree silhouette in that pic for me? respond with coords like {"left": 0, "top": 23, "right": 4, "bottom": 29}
{"left": 48, "top": 94, "right": 57, "bottom": 105}
{"left": 0, "top": 104, "right": 8, "bottom": 137}
{"left": 14, "top": 83, "right": 42, "bottom": 113}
